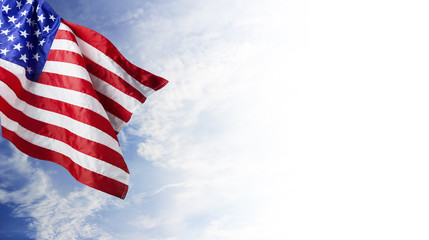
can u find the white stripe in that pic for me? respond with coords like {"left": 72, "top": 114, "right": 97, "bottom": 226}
{"left": 58, "top": 22, "right": 73, "bottom": 32}
{"left": 0, "top": 80, "right": 123, "bottom": 155}
{"left": 0, "top": 113, "right": 129, "bottom": 185}
{"left": 50, "top": 39, "right": 82, "bottom": 54}
{"left": 43, "top": 60, "right": 91, "bottom": 82}
{"left": 74, "top": 36, "right": 155, "bottom": 97}
{"left": 106, "top": 112, "right": 127, "bottom": 132}
{"left": 0, "top": 57, "right": 109, "bottom": 122}
{"left": 90, "top": 73, "right": 141, "bottom": 112}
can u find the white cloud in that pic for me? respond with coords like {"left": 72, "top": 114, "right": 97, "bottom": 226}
{"left": 119, "top": 0, "right": 429, "bottom": 239}
{"left": 0, "top": 145, "right": 119, "bottom": 240}
{"left": 129, "top": 214, "right": 160, "bottom": 229}
{"left": 116, "top": 0, "right": 288, "bottom": 238}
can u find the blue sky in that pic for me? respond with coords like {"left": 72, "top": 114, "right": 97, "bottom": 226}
{"left": 1, "top": 0, "right": 429, "bottom": 239}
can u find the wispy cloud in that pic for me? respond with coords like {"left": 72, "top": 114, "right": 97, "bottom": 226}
{"left": 131, "top": 182, "right": 187, "bottom": 204}
{"left": 129, "top": 214, "right": 160, "bottom": 230}
{"left": 115, "top": 0, "right": 289, "bottom": 237}
{"left": 0, "top": 145, "right": 119, "bottom": 240}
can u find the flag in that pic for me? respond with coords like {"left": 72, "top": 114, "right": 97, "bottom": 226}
{"left": 0, "top": 0, "right": 168, "bottom": 199}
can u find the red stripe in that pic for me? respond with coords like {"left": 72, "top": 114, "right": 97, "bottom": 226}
{"left": 0, "top": 67, "right": 118, "bottom": 140}
{"left": 38, "top": 71, "right": 98, "bottom": 98}
{"left": 62, "top": 19, "right": 168, "bottom": 91}
{"left": 96, "top": 91, "right": 132, "bottom": 123}
{"left": 47, "top": 50, "right": 86, "bottom": 67}
{"left": 55, "top": 29, "right": 78, "bottom": 42}
{"left": 0, "top": 97, "right": 129, "bottom": 173}
{"left": 84, "top": 56, "right": 146, "bottom": 102}
{"left": 1, "top": 127, "right": 128, "bottom": 199}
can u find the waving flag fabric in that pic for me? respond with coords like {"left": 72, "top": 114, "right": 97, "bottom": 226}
{"left": 0, "top": 0, "right": 168, "bottom": 199}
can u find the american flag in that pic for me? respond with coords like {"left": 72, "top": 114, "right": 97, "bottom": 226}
{"left": 0, "top": 0, "right": 168, "bottom": 199}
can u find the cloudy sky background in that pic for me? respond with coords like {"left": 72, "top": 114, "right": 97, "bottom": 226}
{"left": 1, "top": 0, "right": 429, "bottom": 239}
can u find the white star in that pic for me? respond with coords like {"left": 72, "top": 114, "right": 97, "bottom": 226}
{"left": 16, "top": 1, "right": 23, "bottom": 9}
{"left": 33, "top": 52, "right": 40, "bottom": 61}
{"left": 39, "top": 38, "right": 45, "bottom": 46}
{"left": 7, "top": 35, "right": 15, "bottom": 41}
{"left": 35, "top": 5, "right": 40, "bottom": 12}
{"left": 8, "top": 15, "right": 17, "bottom": 24}
{"left": 13, "top": 43, "right": 23, "bottom": 51}
{"left": 0, "top": 48, "right": 10, "bottom": 56}
{"left": 26, "top": 0, "right": 34, "bottom": 4}
{"left": 43, "top": 25, "right": 51, "bottom": 33}
{"left": 49, "top": 15, "right": 55, "bottom": 21}
{"left": 1, "top": 29, "right": 10, "bottom": 35}
{"left": 0, "top": 20, "right": 3, "bottom": 28}
{"left": 2, "top": 4, "right": 11, "bottom": 14}
{"left": 21, "top": 10, "right": 28, "bottom": 16}
{"left": 20, "top": 30, "right": 29, "bottom": 38}
{"left": 33, "top": 29, "right": 41, "bottom": 37}
{"left": 38, "top": 14, "right": 45, "bottom": 22}
{"left": 15, "top": 22, "right": 22, "bottom": 28}
{"left": 26, "top": 18, "right": 35, "bottom": 26}
{"left": 27, "top": 66, "right": 33, "bottom": 74}
{"left": 26, "top": 41, "right": 34, "bottom": 50}
{"left": 19, "top": 54, "right": 28, "bottom": 62}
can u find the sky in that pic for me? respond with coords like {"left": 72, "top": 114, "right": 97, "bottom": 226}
{"left": 0, "top": 0, "right": 429, "bottom": 239}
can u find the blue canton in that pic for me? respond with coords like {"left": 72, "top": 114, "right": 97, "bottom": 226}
{"left": 0, "top": 0, "right": 61, "bottom": 81}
